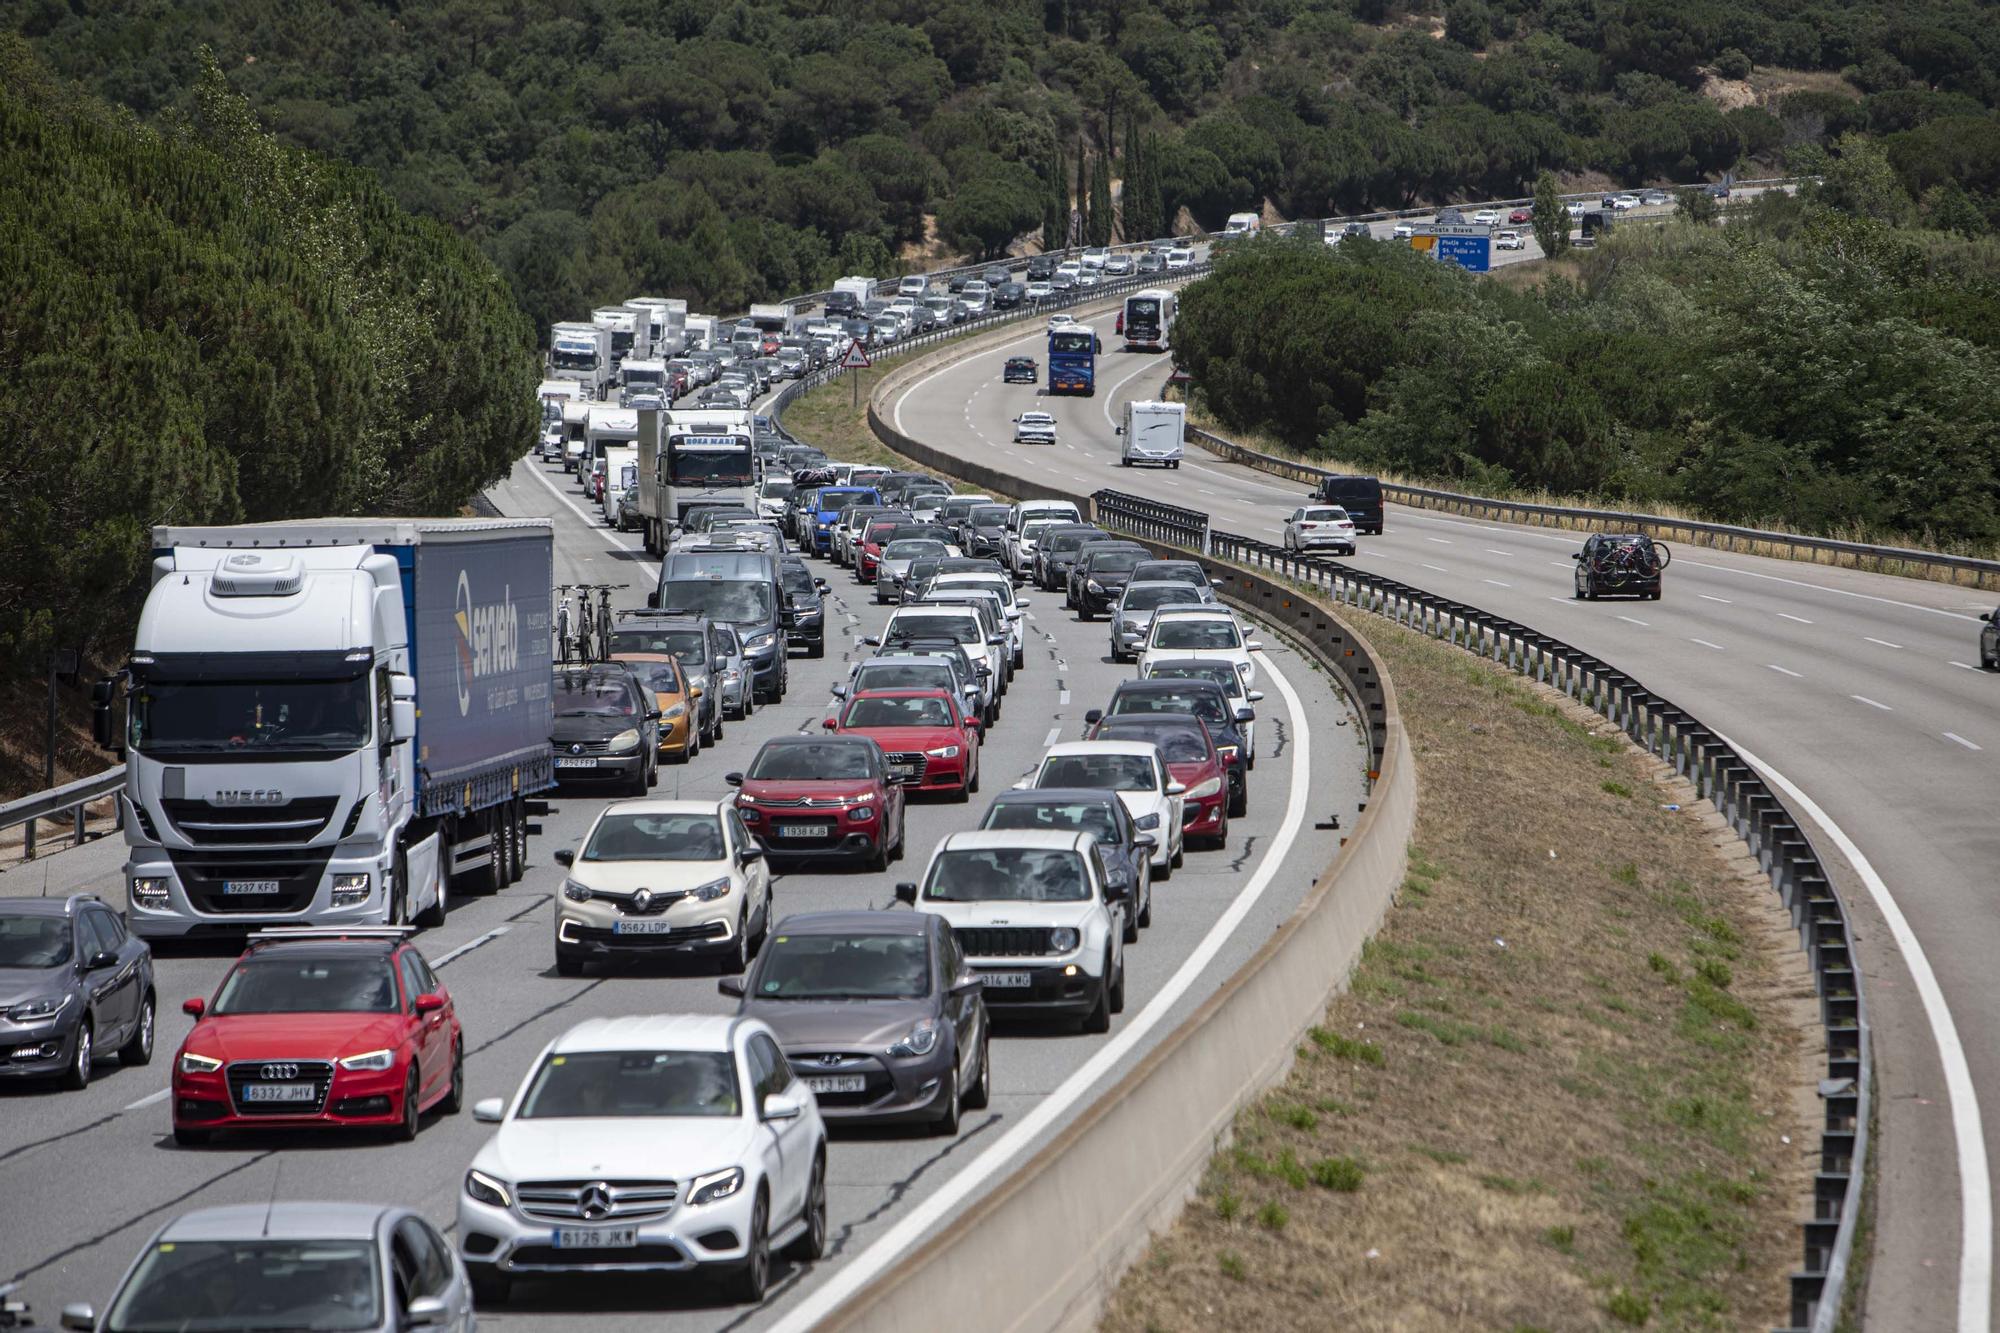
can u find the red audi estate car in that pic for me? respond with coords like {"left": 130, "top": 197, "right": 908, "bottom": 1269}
{"left": 728, "top": 734, "right": 909, "bottom": 871}
{"left": 170, "top": 927, "right": 462, "bottom": 1146}
{"left": 1087, "top": 713, "right": 1231, "bottom": 847}
{"left": 826, "top": 688, "right": 981, "bottom": 800}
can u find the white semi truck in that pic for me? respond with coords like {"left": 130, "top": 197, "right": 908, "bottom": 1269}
{"left": 548, "top": 322, "right": 613, "bottom": 399}
{"left": 591, "top": 306, "right": 640, "bottom": 371}
{"left": 91, "top": 519, "right": 557, "bottom": 937}
{"left": 626, "top": 297, "right": 688, "bottom": 360}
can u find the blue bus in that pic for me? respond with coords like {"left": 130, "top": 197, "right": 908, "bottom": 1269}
{"left": 1047, "top": 323, "right": 1099, "bottom": 396}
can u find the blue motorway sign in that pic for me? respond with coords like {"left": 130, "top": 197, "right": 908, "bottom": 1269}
{"left": 1435, "top": 235, "right": 1492, "bottom": 273}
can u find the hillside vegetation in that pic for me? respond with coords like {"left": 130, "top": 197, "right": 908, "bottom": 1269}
{"left": 0, "top": 39, "right": 537, "bottom": 679}
{"left": 15, "top": 0, "right": 2000, "bottom": 329}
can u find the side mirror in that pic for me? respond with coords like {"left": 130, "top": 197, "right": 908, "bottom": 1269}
{"left": 646, "top": 709, "right": 662, "bottom": 721}
{"left": 182, "top": 997, "right": 206, "bottom": 1018}
{"left": 822, "top": 717, "right": 839, "bottom": 731}
{"left": 1104, "top": 878, "right": 1129, "bottom": 900}
{"left": 690, "top": 686, "right": 704, "bottom": 699}
{"left": 472, "top": 1097, "right": 505, "bottom": 1123}
{"left": 724, "top": 772, "right": 744, "bottom": 787}
{"left": 1246, "top": 640, "right": 1264, "bottom": 652}
{"left": 61, "top": 1305, "right": 96, "bottom": 1332}
{"left": 646, "top": 591, "right": 660, "bottom": 608}
{"left": 894, "top": 881, "right": 918, "bottom": 904}
{"left": 1235, "top": 706, "right": 1255, "bottom": 723}
{"left": 1113, "top": 425, "right": 1124, "bottom": 435}
{"left": 863, "top": 636, "right": 881, "bottom": 647}
{"left": 1983, "top": 612, "right": 1994, "bottom": 623}
{"left": 740, "top": 845, "right": 765, "bottom": 862}
{"left": 405, "top": 1295, "right": 449, "bottom": 1328}
{"left": 391, "top": 699, "right": 417, "bottom": 743}
{"left": 1210, "top": 577, "right": 1226, "bottom": 587}
{"left": 831, "top": 684, "right": 848, "bottom": 698}
{"left": 414, "top": 993, "right": 446, "bottom": 1013}
{"left": 86, "top": 949, "right": 119, "bottom": 971}
{"left": 1133, "top": 833, "right": 1157, "bottom": 851}
{"left": 1247, "top": 691, "right": 1266, "bottom": 703}
{"left": 762, "top": 1093, "right": 804, "bottom": 1122}
{"left": 1018, "top": 598, "right": 1033, "bottom": 608}
{"left": 1084, "top": 708, "right": 1103, "bottom": 725}
{"left": 553, "top": 848, "right": 575, "bottom": 867}
{"left": 1570, "top": 552, "right": 1583, "bottom": 560}
{"left": 91, "top": 677, "right": 119, "bottom": 750}
{"left": 815, "top": 578, "right": 828, "bottom": 590}
{"left": 718, "top": 976, "right": 746, "bottom": 998}
{"left": 1166, "top": 781, "right": 1187, "bottom": 796}
{"left": 1006, "top": 608, "right": 1022, "bottom": 620}
{"left": 950, "top": 969, "right": 983, "bottom": 995}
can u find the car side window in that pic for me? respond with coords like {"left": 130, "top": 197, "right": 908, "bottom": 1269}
{"left": 746, "top": 1035, "right": 779, "bottom": 1104}
{"left": 86, "top": 908, "right": 126, "bottom": 951}
{"left": 726, "top": 809, "right": 753, "bottom": 852}
{"left": 407, "top": 950, "right": 440, "bottom": 995}
{"left": 77, "top": 912, "right": 114, "bottom": 960}
{"left": 399, "top": 953, "right": 426, "bottom": 1009}
{"left": 1092, "top": 845, "right": 1114, "bottom": 891}
{"left": 395, "top": 1218, "right": 452, "bottom": 1299}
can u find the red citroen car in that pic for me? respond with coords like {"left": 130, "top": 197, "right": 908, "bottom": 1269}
{"left": 170, "top": 927, "right": 462, "bottom": 1146}
{"left": 728, "top": 734, "right": 908, "bottom": 870}
{"left": 826, "top": 688, "right": 981, "bottom": 800}
{"left": 1087, "top": 713, "right": 1230, "bottom": 847}
{"left": 857, "top": 516, "right": 907, "bottom": 583}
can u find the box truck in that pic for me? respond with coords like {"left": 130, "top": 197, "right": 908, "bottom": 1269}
{"left": 746, "top": 302, "right": 789, "bottom": 334}
{"left": 592, "top": 306, "right": 640, "bottom": 370}
{"left": 625, "top": 297, "right": 687, "bottom": 359}
{"left": 91, "top": 519, "right": 556, "bottom": 937}
{"left": 1117, "top": 399, "right": 1185, "bottom": 468}
{"left": 548, "top": 322, "right": 612, "bottom": 399}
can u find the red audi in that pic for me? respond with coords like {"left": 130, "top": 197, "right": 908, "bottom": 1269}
{"left": 1087, "top": 712, "right": 1231, "bottom": 847}
{"left": 857, "top": 516, "right": 906, "bottom": 583}
{"left": 825, "top": 688, "right": 981, "bottom": 800}
{"left": 170, "top": 927, "right": 462, "bottom": 1146}
{"left": 728, "top": 734, "right": 909, "bottom": 871}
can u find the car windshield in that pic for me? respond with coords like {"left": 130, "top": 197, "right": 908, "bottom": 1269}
{"left": 517, "top": 1049, "right": 740, "bottom": 1119}
{"left": 753, "top": 933, "right": 930, "bottom": 1000}
{"left": 1147, "top": 664, "right": 1243, "bottom": 698}
{"left": 660, "top": 580, "right": 773, "bottom": 624}
{"left": 0, "top": 914, "right": 70, "bottom": 967}
{"left": 1115, "top": 688, "right": 1227, "bottom": 723}
{"left": 981, "top": 801, "right": 1118, "bottom": 842}
{"left": 748, "top": 743, "right": 874, "bottom": 781}
{"left": 888, "top": 615, "right": 978, "bottom": 645}
{"left": 1152, "top": 619, "right": 1241, "bottom": 650}
{"left": 970, "top": 506, "right": 1010, "bottom": 525}
{"left": 610, "top": 627, "right": 707, "bottom": 670}
{"left": 584, "top": 812, "right": 725, "bottom": 861}
{"left": 1037, "top": 753, "right": 1157, "bottom": 791}
{"left": 924, "top": 848, "right": 1088, "bottom": 902}
{"left": 853, "top": 665, "right": 953, "bottom": 692}
{"left": 1123, "top": 586, "right": 1201, "bottom": 611}
{"left": 844, "top": 696, "right": 953, "bottom": 728}
{"left": 1099, "top": 725, "right": 1208, "bottom": 763}
{"left": 667, "top": 444, "right": 755, "bottom": 485}
{"left": 105, "top": 1239, "right": 383, "bottom": 1333}
{"left": 760, "top": 479, "right": 795, "bottom": 499}
{"left": 553, "top": 675, "right": 638, "bottom": 718}
{"left": 618, "top": 660, "right": 682, "bottom": 697}
{"left": 128, "top": 678, "right": 369, "bottom": 754}
{"left": 1086, "top": 550, "right": 1146, "bottom": 573}
{"left": 213, "top": 957, "right": 398, "bottom": 1015}
{"left": 885, "top": 540, "right": 947, "bottom": 560}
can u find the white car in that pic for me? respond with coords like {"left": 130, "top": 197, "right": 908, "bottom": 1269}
{"left": 1138, "top": 607, "right": 1264, "bottom": 690}
{"left": 897, "top": 274, "right": 929, "bottom": 297}
{"left": 1104, "top": 254, "right": 1134, "bottom": 276}
{"left": 1014, "top": 411, "right": 1058, "bottom": 445}
{"left": 458, "top": 1014, "right": 827, "bottom": 1305}
{"left": 899, "top": 830, "right": 1128, "bottom": 1032}
{"left": 1079, "top": 247, "right": 1110, "bottom": 270}
{"left": 1391, "top": 223, "right": 1414, "bottom": 239}
{"left": 1283, "top": 505, "right": 1358, "bottom": 555}
{"left": 875, "top": 606, "right": 1007, "bottom": 698}
{"left": 1610, "top": 193, "right": 1641, "bottom": 210}
{"left": 1165, "top": 247, "right": 1194, "bottom": 269}
{"left": 551, "top": 799, "right": 773, "bottom": 977}
{"left": 1566, "top": 200, "right": 1588, "bottom": 217}
{"left": 1055, "top": 261, "right": 1083, "bottom": 283}
{"left": 1025, "top": 741, "right": 1184, "bottom": 878}
{"left": 928, "top": 572, "right": 1031, "bottom": 667}
{"left": 1024, "top": 279, "right": 1053, "bottom": 300}
{"left": 1494, "top": 229, "right": 1526, "bottom": 251}
{"left": 754, "top": 477, "right": 795, "bottom": 520}
{"left": 1076, "top": 270, "right": 1102, "bottom": 289}
{"left": 1472, "top": 209, "right": 1502, "bottom": 227}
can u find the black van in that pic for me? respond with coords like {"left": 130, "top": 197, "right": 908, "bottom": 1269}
{"left": 1310, "top": 475, "right": 1385, "bottom": 534}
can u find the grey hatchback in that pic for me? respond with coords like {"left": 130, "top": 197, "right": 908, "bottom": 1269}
{"left": 721, "top": 911, "right": 990, "bottom": 1135}
{"left": 0, "top": 895, "right": 153, "bottom": 1090}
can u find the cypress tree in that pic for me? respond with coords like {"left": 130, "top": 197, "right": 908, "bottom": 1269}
{"left": 1088, "top": 149, "right": 1113, "bottom": 246}
{"left": 1073, "top": 137, "right": 1089, "bottom": 248}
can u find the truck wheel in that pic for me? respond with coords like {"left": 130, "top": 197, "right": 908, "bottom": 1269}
{"left": 388, "top": 850, "right": 410, "bottom": 924}
{"left": 509, "top": 801, "right": 528, "bottom": 883}
{"left": 415, "top": 858, "right": 447, "bottom": 928}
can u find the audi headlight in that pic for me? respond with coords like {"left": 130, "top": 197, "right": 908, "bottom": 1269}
{"left": 887, "top": 1018, "right": 941, "bottom": 1058}
{"left": 926, "top": 744, "right": 960, "bottom": 759}
{"left": 178, "top": 1051, "right": 222, "bottom": 1075}
{"left": 660, "top": 703, "right": 687, "bottom": 720}
{"left": 689, "top": 1166, "right": 745, "bottom": 1206}
{"left": 6, "top": 994, "right": 73, "bottom": 1023}
{"left": 330, "top": 873, "right": 371, "bottom": 908}
{"left": 562, "top": 879, "right": 593, "bottom": 903}
{"left": 1187, "top": 776, "right": 1223, "bottom": 799}
{"left": 692, "top": 877, "right": 732, "bottom": 902}
{"left": 608, "top": 729, "right": 641, "bottom": 752}
{"left": 338, "top": 1048, "right": 395, "bottom": 1072}
{"left": 465, "top": 1169, "right": 512, "bottom": 1208}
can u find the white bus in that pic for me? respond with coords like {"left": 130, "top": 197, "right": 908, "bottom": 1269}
{"left": 1122, "top": 289, "right": 1176, "bottom": 352}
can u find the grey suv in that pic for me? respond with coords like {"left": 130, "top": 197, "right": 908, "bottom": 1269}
{"left": 0, "top": 895, "right": 154, "bottom": 1090}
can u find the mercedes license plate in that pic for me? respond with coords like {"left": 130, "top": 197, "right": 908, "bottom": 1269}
{"left": 222, "top": 880, "right": 280, "bottom": 896}
{"left": 775, "top": 823, "right": 822, "bottom": 838}
{"left": 242, "top": 1082, "right": 316, "bottom": 1103}
{"left": 552, "top": 1228, "right": 636, "bottom": 1250}
{"left": 804, "top": 1075, "right": 866, "bottom": 1094}
{"left": 980, "top": 971, "right": 1032, "bottom": 989}
{"left": 555, "top": 757, "right": 599, "bottom": 769}
{"left": 612, "top": 920, "right": 674, "bottom": 935}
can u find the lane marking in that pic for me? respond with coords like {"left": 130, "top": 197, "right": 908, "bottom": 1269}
{"left": 1865, "top": 637, "right": 1904, "bottom": 650}
{"left": 1482, "top": 579, "right": 1511, "bottom": 588}
{"left": 1690, "top": 638, "right": 1726, "bottom": 651}
{"left": 1721, "top": 733, "right": 1990, "bottom": 1333}
{"left": 1484, "top": 548, "right": 1512, "bottom": 557}
{"left": 1422, "top": 563, "right": 1447, "bottom": 573}
{"left": 519, "top": 460, "right": 662, "bottom": 582}
{"left": 1058, "top": 690, "right": 1071, "bottom": 706}
{"left": 1042, "top": 726, "right": 1063, "bottom": 748}
{"left": 1425, "top": 537, "right": 1453, "bottom": 545}
{"left": 1615, "top": 615, "right": 1650, "bottom": 626}
{"left": 1700, "top": 594, "right": 1733, "bottom": 604}
{"left": 122, "top": 1087, "right": 170, "bottom": 1112}
{"left": 432, "top": 925, "right": 511, "bottom": 967}
{"left": 1944, "top": 732, "right": 1983, "bottom": 751}
{"left": 1097, "top": 354, "right": 1175, "bottom": 431}
{"left": 1680, "top": 558, "right": 1986, "bottom": 624}
{"left": 1767, "top": 664, "right": 1803, "bottom": 677}
{"left": 1778, "top": 613, "right": 1813, "bottom": 624}
{"left": 1851, "top": 695, "right": 1893, "bottom": 712}
{"left": 768, "top": 642, "right": 1316, "bottom": 1333}
{"left": 1951, "top": 661, "right": 1980, "bottom": 671}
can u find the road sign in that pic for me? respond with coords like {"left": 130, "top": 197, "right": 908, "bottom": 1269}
{"left": 1435, "top": 235, "right": 1492, "bottom": 273}
{"left": 841, "top": 340, "right": 871, "bottom": 370}
{"left": 1406, "top": 235, "right": 1437, "bottom": 255}
{"left": 1426, "top": 223, "right": 1492, "bottom": 237}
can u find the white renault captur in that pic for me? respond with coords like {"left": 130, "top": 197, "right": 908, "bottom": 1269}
{"left": 458, "top": 1014, "right": 826, "bottom": 1306}
{"left": 1023, "top": 740, "right": 1185, "bottom": 878}
{"left": 897, "top": 830, "right": 1127, "bottom": 1034}
{"left": 1137, "top": 607, "right": 1264, "bottom": 689}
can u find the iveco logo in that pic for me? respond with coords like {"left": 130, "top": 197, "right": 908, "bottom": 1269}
{"left": 260, "top": 1063, "right": 299, "bottom": 1080}
{"left": 579, "top": 1184, "right": 613, "bottom": 1220}
{"left": 631, "top": 889, "right": 653, "bottom": 913}
{"left": 214, "top": 790, "right": 285, "bottom": 806}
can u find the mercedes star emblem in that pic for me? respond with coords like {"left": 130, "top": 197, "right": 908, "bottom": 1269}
{"left": 579, "top": 1183, "right": 612, "bottom": 1220}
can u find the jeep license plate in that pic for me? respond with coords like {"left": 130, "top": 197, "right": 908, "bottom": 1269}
{"left": 979, "top": 972, "right": 1031, "bottom": 989}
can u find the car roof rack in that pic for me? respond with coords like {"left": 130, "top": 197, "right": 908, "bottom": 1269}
{"left": 246, "top": 926, "right": 415, "bottom": 949}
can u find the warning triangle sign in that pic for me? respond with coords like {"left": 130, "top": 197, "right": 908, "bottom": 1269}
{"left": 840, "top": 339, "right": 872, "bottom": 370}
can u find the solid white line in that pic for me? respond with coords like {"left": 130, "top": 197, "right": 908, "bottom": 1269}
{"left": 431, "top": 925, "right": 511, "bottom": 967}
{"left": 1699, "top": 594, "right": 1733, "bottom": 604}
{"left": 1042, "top": 726, "right": 1063, "bottom": 748}
{"left": 1851, "top": 695, "right": 1893, "bottom": 712}
{"left": 1690, "top": 638, "right": 1726, "bottom": 651}
{"left": 1944, "top": 732, "right": 1983, "bottom": 751}
{"left": 1098, "top": 354, "right": 1172, "bottom": 430}
{"left": 768, "top": 643, "right": 1316, "bottom": 1333}
{"left": 1721, "top": 733, "right": 1990, "bottom": 1333}
{"left": 1865, "top": 637, "right": 1904, "bottom": 650}
{"left": 1778, "top": 612, "right": 1814, "bottom": 624}
{"left": 1615, "top": 615, "right": 1650, "bottom": 626}
{"left": 519, "top": 461, "right": 662, "bottom": 581}
{"left": 122, "top": 1087, "right": 171, "bottom": 1112}
{"left": 1767, "top": 664, "right": 1803, "bottom": 677}
{"left": 1681, "top": 558, "right": 1986, "bottom": 624}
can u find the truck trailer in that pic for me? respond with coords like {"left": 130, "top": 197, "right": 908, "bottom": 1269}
{"left": 92, "top": 519, "right": 556, "bottom": 938}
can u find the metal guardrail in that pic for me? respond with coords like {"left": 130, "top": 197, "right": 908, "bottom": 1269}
{"left": 1, "top": 766, "right": 124, "bottom": 860}
{"left": 1190, "top": 427, "right": 2000, "bottom": 590}
{"left": 1089, "top": 489, "right": 1865, "bottom": 1333}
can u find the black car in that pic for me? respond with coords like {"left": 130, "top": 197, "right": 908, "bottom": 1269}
{"left": 780, "top": 556, "right": 828, "bottom": 658}
{"left": 1003, "top": 356, "right": 1038, "bottom": 384}
{"left": 0, "top": 895, "right": 154, "bottom": 1091}
{"left": 1035, "top": 524, "right": 1111, "bottom": 591}
{"left": 1308, "top": 474, "right": 1385, "bottom": 534}
{"left": 1981, "top": 605, "right": 1999, "bottom": 669}
{"left": 992, "top": 282, "right": 1026, "bottom": 310}
{"left": 1069, "top": 543, "right": 1153, "bottom": 620}
{"left": 1130, "top": 559, "right": 1224, "bottom": 599}
{"left": 1089, "top": 678, "right": 1252, "bottom": 816}
{"left": 960, "top": 504, "right": 1011, "bottom": 559}
{"left": 978, "top": 790, "right": 1154, "bottom": 942}
{"left": 722, "top": 911, "right": 989, "bottom": 1132}
{"left": 551, "top": 662, "right": 661, "bottom": 794}
{"left": 1573, "top": 533, "right": 1666, "bottom": 601}
{"left": 1136, "top": 252, "right": 1166, "bottom": 274}
{"left": 1025, "top": 254, "right": 1058, "bottom": 280}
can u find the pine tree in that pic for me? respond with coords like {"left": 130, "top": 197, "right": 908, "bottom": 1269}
{"left": 1120, "top": 117, "right": 1140, "bottom": 243}
{"left": 1531, "top": 171, "right": 1570, "bottom": 261}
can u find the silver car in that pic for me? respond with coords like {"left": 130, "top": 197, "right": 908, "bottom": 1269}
{"left": 63, "top": 1202, "right": 473, "bottom": 1333}
{"left": 877, "top": 539, "right": 951, "bottom": 604}
{"left": 1111, "top": 581, "right": 1211, "bottom": 663}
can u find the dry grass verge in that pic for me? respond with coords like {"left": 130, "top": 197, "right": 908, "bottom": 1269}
{"left": 1098, "top": 620, "right": 1817, "bottom": 1332}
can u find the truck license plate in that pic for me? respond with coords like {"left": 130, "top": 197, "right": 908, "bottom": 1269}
{"left": 980, "top": 972, "right": 1031, "bottom": 989}
{"left": 804, "top": 1075, "right": 866, "bottom": 1094}
{"left": 612, "top": 920, "right": 675, "bottom": 935}
{"left": 222, "top": 880, "right": 281, "bottom": 895}
{"left": 242, "top": 1083, "right": 316, "bottom": 1103}
{"left": 555, "top": 757, "right": 598, "bottom": 769}
{"left": 552, "top": 1228, "right": 636, "bottom": 1249}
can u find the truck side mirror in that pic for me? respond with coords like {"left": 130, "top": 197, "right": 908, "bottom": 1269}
{"left": 391, "top": 701, "right": 417, "bottom": 743}
{"left": 90, "top": 677, "right": 120, "bottom": 751}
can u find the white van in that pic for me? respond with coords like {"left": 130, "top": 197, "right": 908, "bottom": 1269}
{"left": 898, "top": 274, "right": 929, "bottom": 297}
{"left": 1118, "top": 400, "right": 1185, "bottom": 469}
{"left": 1224, "top": 212, "right": 1261, "bottom": 236}
{"left": 601, "top": 446, "right": 638, "bottom": 526}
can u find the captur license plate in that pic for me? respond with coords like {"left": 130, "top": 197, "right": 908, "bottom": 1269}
{"left": 552, "top": 1228, "right": 636, "bottom": 1249}
{"left": 222, "top": 880, "right": 280, "bottom": 896}
{"left": 555, "top": 757, "right": 599, "bottom": 769}
{"left": 612, "top": 920, "right": 674, "bottom": 935}
{"left": 242, "top": 1083, "right": 316, "bottom": 1102}
{"left": 804, "top": 1075, "right": 866, "bottom": 1094}
{"left": 980, "top": 972, "right": 1032, "bottom": 989}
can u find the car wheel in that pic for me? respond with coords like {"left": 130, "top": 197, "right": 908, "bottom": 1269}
{"left": 786, "top": 1152, "right": 829, "bottom": 1261}
{"left": 722, "top": 911, "right": 751, "bottom": 975}
{"left": 1138, "top": 876, "right": 1153, "bottom": 929}
{"left": 1081, "top": 969, "right": 1112, "bottom": 1034}
{"left": 724, "top": 1192, "right": 770, "bottom": 1304}
{"left": 1154, "top": 851, "right": 1172, "bottom": 882}
{"left": 1172, "top": 840, "right": 1184, "bottom": 869}
{"left": 1229, "top": 782, "right": 1248, "bottom": 820}
{"left": 931, "top": 1067, "right": 961, "bottom": 1136}
{"left": 443, "top": 1040, "right": 465, "bottom": 1114}
{"left": 743, "top": 689, "right": 755, "bottom": 718}
{"left": 509, "top": 801, "right": 528, "bottom": 883}
{"left": 393, "top": 1066, "right": 421, "bottom": 1142}
{"left": 119, "top": 993, "right": 155, "bottom": 1066}
{"left": 416, "top": 856, "right": 448, "bottom": 928}
{"left": 1122, "top": 900, "right": 1139, "bottom": 944}
{"left": 469, "top": 1267, "right": 511, "bottom": 1305}
{"left": 866, "top": 836, "right": 889, "bottom": 874}
{"left": 964, "top": 1033, "right": 991, "bottom": 1110}
{"left": 1109, "top": 960, "right": 1126, "bottom": 1015}
{"left": 172, "top": 1125, "right": 211, "bottom": 1147}
{"left": 556, "top": 951, "right": 586, "bottom": 978}
{"left": 62, "top": 1020, "right": 92, "bottom": 1091}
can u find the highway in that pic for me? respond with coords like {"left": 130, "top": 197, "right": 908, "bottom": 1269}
{"left": 885, "top": 302, "right": 2000, "bottom": 1331}
{"left": 0, "top": 432, "right": 1362, "bottom": 1329}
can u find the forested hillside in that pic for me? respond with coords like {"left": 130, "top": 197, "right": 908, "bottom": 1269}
{"left": 0, "top": 38, "right": 537, "bottom": 677}
{"left": 16, "top": 0, "right": 2000, "bottom": 330}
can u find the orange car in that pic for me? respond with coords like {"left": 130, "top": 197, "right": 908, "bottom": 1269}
{"left": 613, "top": 652, "right": 702, "bottom": 763}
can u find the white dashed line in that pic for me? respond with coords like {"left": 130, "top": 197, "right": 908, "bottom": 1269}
{"left": 1944, "top": 732, "right": 1983, "bottom": 751}
{"left": 1482, "top": 579, "right": 1511, "bottom": 588}
{"left": 432, "top": 925, "right": 511, "bottom": 967}
{"left": 122, "top": 1087, "right": 171, "bottom": 1112}
{"left": 1425, "top": 537, "right": 1453, "bottom": 545}
{"left": 1042, "top": 726, "right": 1063, "bottom": 748}
{"left": 1767, "top": 664, "right": 1803, "bottom": 678}
{"left": 1690, "top": 638, "right": 1726, "bottom": 651}
{"left": 1851, "top": 695, "right": 1893, "bottom": 712}
{"left": 1777, "top": 612, "right": 1814, "bottom": 624}
{"left": 1951, "top": 661, "right": 1980, "bottom": 671}
{"left": 1422, "top": 563, "right": 1447, "bottom": 573}
{"left": 1615, "top": 615, "right": 1650, "bottom": 626}
{"left": 1058, "top": 690, "right": 1071, "bottom": 706}
{"left": 1699, "top": 594, "right": 1733, "bottom": 604}
{"left": 1864, "top": 637, "right": 1903, "bottom": 650}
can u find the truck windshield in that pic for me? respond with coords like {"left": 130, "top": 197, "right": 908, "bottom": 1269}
{"left": 668, "top": 444, "right": 755, "bottom": 485}
{"left": 551, "top": 346, "right": 597, "bottom": 371}
{"left": 129, "top": 679, "right": 370, "bottom": 753}
{"left": 660, "top": 580, "right": 773, "bottom": 624}
{"left": 1049, "top": 331, "right": 1093, "bottom": 355}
